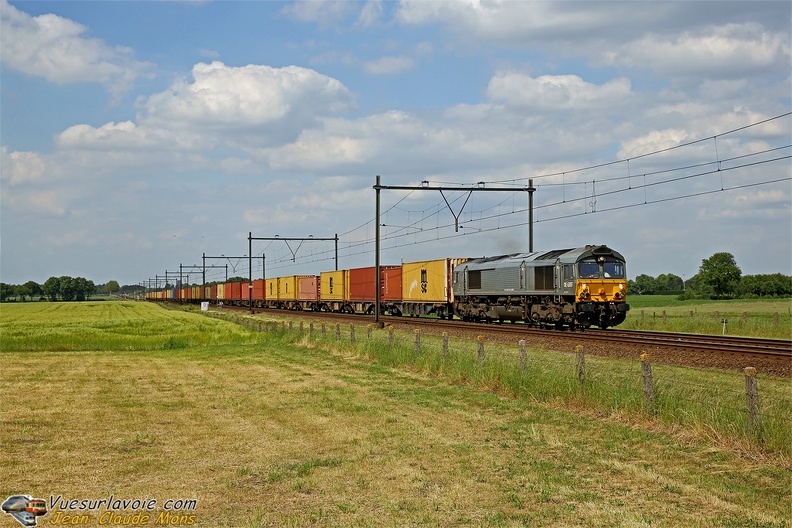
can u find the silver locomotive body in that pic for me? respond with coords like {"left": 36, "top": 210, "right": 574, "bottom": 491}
{"left": 452, "top": 245, "right": 629, "bottom": 329}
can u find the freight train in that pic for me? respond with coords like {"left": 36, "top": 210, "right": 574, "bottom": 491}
{"left": 147, "top": 245, "right": 629, "bottom": 329}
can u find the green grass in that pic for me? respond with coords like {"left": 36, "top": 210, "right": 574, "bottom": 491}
{"left": 622, "top": 295, "right": 792, "bottom": 338}
{"left": 305, "top": 322, "right": 791, "bottom": 457}
{"left": 1, "top": 301, "right": 790, "bottom": 527}
{"left": 0, "top": 301, "right": 265, "bottom": 351}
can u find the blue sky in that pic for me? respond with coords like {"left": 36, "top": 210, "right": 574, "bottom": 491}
{"left": 1, "top": 0, "right": 790, "bottom": 287}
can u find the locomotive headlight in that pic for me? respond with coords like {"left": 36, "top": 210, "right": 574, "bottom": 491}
{"left": 619, "top": 283, "right": 624, "bottom": 291}
{"left": 582, "top": 283, "right": 587, "bottom": 291}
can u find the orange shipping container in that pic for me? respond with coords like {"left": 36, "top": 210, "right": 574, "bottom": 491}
{"left": 348, "top": 266, "right": 401, "bottom": 302}
{"left": 252, "top": 279, "right": 266, "bottom": 300}
{"left": 298, "top": 276, "right": 319, "bottom": 301}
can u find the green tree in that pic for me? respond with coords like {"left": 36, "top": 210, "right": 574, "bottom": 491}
{"left": 59, "top": 276, "right": 77, "bottom": 301}
{"left": 655, "top": 273, "right": 683, "bottom": 291}
{"left": 631, "top": 274, "right": 657, "bottom": 295}
{"left": 0, "top": 282, "right": 14, "bottom": 301}
{"left": 698, "top": 252, "right": 741, "bottom": 299}
{"left": 17, "top": 280, "right": 42, "bottom": 301}
{"left": 42, "top": 276, "right": 61, "bottom": 301}
{"left": 75, "top": 278, "right": 96, "bottom": 301}
{"left": 104, "top": 280, "right": 120, "bottom": 295}
{"left": 737, "top": 273, "right": 792, "bottom": 297}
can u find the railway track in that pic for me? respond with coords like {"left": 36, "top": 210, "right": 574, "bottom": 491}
{"left": 194, "top": 304, "right": 792, "bottom": 376}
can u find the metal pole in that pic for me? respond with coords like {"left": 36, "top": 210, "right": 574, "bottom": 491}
{"left": 248, "top": 232, "right": 253, "bottom": 312}
{"left": 202, "top": 253, "right": 206, "bottom": 290}
{"left": 375, "top": 175, "right": 381, "bottom": 325}
{"left": 335, "top": 234, "right": 338, "bottom": 271}
{"left": 528, "top": 179, "right": 536, "bottom": 252}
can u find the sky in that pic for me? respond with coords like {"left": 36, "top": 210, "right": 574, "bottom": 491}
{"left": 1, "top": 0, "right": 790, "bottom": 288}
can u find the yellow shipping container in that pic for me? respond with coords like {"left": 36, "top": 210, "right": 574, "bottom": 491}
{"left": 217, "top": 283, "right": 226, "bottom": 300}
{"left": 265, "top": 278, "right": 278, "bottom": 300}
{"left": 320, "top": 270, "right": 349, "bottom": 301}
{"left": 402, "top": 258, "right": 468, "bottom": 303}
{"left": 278, "top": 276, "right": 299, "bottom": 301}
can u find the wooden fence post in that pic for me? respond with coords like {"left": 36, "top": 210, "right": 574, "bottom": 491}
{"left": 309, "top": 322, "right": 314, "bottom": 336}
{"left": 414, "top": 329, "right": 421, "bottom": 357}
{"left": 321, "top": 322, "right": 326, "bottom": 336}
{"left": 388, "top": 326, "right": 394, "bottom": 347}
{"left": 350, "top": 324, "right": 356, "bottom": 343}
{"left": 289, "top": 321, "right": 293, "bottom": 332}
{"left": 367, "top": 325, "right": 372, "bottom": 340}
{"left": 744, "top": 367, "right": 761, "bottom": 436}
{"left": 641, "top": 353, "right": 655, "bottom": 415}
{"left": 299, "top": 321, "right": 304, "bottom": 334}
{"left": 442, "top": 332, "right": 449, "bottom": 361}
{"left": 519, "top": 340, "right": 527, "bottom": 373}
{"left": 575, "top": 345, "right": 585, "bottom": 388}
{"left": 477, "top": 336, "right": 485, "bottom": 366}
{"left": 336, "top": 323, "right": 341, "bottom": 341}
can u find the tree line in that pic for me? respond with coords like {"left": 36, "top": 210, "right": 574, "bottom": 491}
{"left": 0, "top": 277, "right": 145, "bottom": 302}
{"left": 628, "top": 252, "right": 791, "bottom": 299}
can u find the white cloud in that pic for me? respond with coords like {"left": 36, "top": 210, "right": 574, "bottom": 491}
{"left": 282, "top": 0, "right": 357, "bottom": 26}
{"left": 56, "top": 121, "right": 199, "bottom": 151}
{"left": 49, "top": 61, "right": 357, "bottom": 159}
{"left": 602, "top": 23, "right": 791, "bottom": 80}
{"left": 618, "top": 129, "right": 689, "bottom": 159}
{"left": 486, "top": 73, "right": 632, "bottom": 111}
{"left": 357, "top": 0, "right": 384, "bottom": 27}
{"left": 364, "top": 56, "right": 415, "bottom": 75}
{"left": 395, "top": 1, "right": 791, "bottom": 85}
{"left": 0, "top": 0, "right": 150, "bottom": 98}
{"left": 140, "top": 62, "right": 354, "bottom": 137}
{"left": 0, "top": 147, "right": 46, "bottom": 185}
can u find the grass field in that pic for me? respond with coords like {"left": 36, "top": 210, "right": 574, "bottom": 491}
{"left": 1, "top": 302, "right": 790, "bottom": 527}
{"left": 620, "top": 295, "right": 791, "bottom": 339}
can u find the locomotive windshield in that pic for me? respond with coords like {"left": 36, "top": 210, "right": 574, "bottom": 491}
{"left": 578, "top": 259, "right": 625, "bottom": 279}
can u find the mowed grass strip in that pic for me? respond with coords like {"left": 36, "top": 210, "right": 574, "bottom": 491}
{"left": 0, "top": 301, "right": 262, "bottom": 351}
{"left": 1, "top": 303, "right": 789, "bottom": 527}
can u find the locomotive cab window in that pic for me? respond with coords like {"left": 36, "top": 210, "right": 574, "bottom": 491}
{"left": 579, "top": 261, "right": 599, "bottom": 278}
{"left": 603, "top": 260, "right": 625, "bottom": 278}
{"left": 579, "top": 259, "right": 625, "bottom": 278}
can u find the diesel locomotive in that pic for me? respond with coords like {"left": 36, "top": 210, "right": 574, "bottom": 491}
{"left": 452, "top": 245, "right": 629, "bottom": 329}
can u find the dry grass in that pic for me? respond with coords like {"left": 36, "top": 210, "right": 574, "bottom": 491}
{"left": 1, "top": 303, "right": 790, "bottom": 527}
